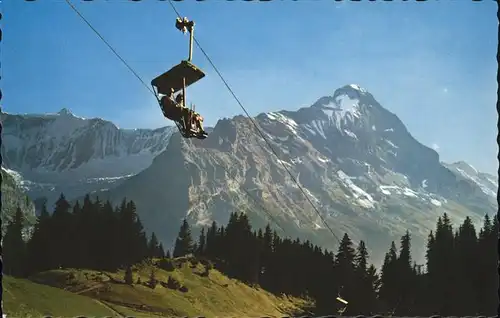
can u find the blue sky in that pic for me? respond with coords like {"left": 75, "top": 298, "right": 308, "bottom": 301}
{"left": 3, "top": 0, "right": 498, "bottom": 174}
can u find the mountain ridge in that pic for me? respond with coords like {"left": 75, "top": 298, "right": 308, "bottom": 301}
{"left": 1, "top": 108, "right": 176, "bottom": 208}
{"left": 84, "top": 84, "right": 496, "bottom": 265}
{"left": 2, "top": 84, "right": 496, "bottom": 265}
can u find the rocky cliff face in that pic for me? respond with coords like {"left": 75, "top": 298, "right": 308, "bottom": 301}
{"left": 89, "top": 84, "right": 496, "bottom": 265}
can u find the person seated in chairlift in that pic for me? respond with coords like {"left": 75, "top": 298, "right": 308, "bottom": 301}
{"left": 175, "top": 92, "right": 206, "bottom": 135}
{"left": 160, "top": 89, "right": 206, "bottom": 136}
{"left": 159, "top": 88, "right": 181, "bottom": 121}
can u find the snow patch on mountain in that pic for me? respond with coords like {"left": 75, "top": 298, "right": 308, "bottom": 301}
{"left": 344, "top": 129, "right": 358, "bottom": 140}
{"left": 317, "top": 156, "right": 330, "bottom": 164}
{"left": 309, "top": 120, "right": 327, "bottom": 139}
{"left": 322, "top": 95, "right": 361, "bottom": 131}
{"left": 421, "top": 179, "right": 428, "bottom": 189}
{"left": 266, "top": 112, "right": 299, "bottom": 136}
{"left": 378, "top": 183, "right": 445, "bottom": 207}
{"left": 455, "top": 167, "right": 496, "bottom": 197}
{"left": 384, "top": 139, "right": 399, "bottom": 149}
{"left": 2, "top": 166, "right": 23, "bottom": 184}
{"left": 348, "top": 84, "right": 367, "bottom": 93}
{"left": 337, "top": 170, "right": 375, "bottom": 209}
{"left": 430, "top": 199, "right": 442, "bottom": 207}
{"left": 444, "top": 161, "right": 497, "bottom": 198}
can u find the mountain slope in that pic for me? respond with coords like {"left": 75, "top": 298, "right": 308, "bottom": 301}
{"left": 1, "top": 108, "right": 175, "bottom": 208}
{"left": 94, "top": 85, "right": 496, "bottom": 265}
{"left": 443, "top": 161, "right": 498, "bottom": 198}
{"left": 6, "top": 258, "right": 309, "bottom": 317}
{"left": 1, "top": 166, "right": 37, "bottom": 234}
{"left": 3, "top": 275, "right": 118, "bottom": 317}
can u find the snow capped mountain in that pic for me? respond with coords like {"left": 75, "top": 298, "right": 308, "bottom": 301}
{"left": 88, "top": 84, "right": 497, "bottom": 266}
{"left": 2, "top": 85, "right": 495, "bottom": 264}
{"left": 1, "top": 108, "right": 175, "bottom": 208}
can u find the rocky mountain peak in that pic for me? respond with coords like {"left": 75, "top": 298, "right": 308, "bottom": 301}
{"left": 57, "top": 107, "right": 74, "bottom": 116}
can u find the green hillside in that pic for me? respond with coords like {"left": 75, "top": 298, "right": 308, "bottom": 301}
{"left": 3, "top": 256, "right": 311, "bottom": 318}
{"left": 3, "top": 275, "right": 118, "bottom": 317}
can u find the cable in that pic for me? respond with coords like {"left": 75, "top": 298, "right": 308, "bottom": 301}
{"left": 64, "top": 0, "right": 156, "bottom": 98}
{"left": 166, "top": 0, "right": 341, "bottom": 244}
{"left": 64, "top": 0, "right": 290, "bottom": 239}
{"left": 64, "top": 0, "right": 323, "bottom": 243}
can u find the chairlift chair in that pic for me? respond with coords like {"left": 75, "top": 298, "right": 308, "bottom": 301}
{"left": 336, "top": 296, "right": 348, "bottom": 315}
{"left": 151, "top": 17, "right": 207, "bottom": 139}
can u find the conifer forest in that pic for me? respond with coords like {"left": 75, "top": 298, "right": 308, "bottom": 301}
{"left": 3, "top": 193, "right": 498, "bottom": 316}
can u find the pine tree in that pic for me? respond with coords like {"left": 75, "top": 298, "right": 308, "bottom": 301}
{"left": 124, "top": 265, "right": 133, "bottom": 285}
{"left": 173, "top": 219, "right": 194, "bottom": 258}
{"left": 352, "top": 240, "right": 373, "bottom": 314}
{"left": 396, "top": 231, "right": 415, "bottom": 315}
{"left": 454, "top": 216, "right": 478, "bottom": 314}
{"left": 223, "top": 212, "right": 240, "bottom": 269}
{"left": 433, "top": 213, "right": 456, "bottom": 315}
{"left": 26, "top": 202, "right": 52, "bottom": 274}
{"left": 366, "top": 264, "right": 381, "bottom": 314}
{"left": 96, "top": 200, "right": 119, "bottom": 270}
{"left": 135, "top": 216, "right": 149, "bottom": 262}
{"left": 334, "top": 233, "right": 355, "bottom": 274}
{"left": 218, "top": 225, "right": 226, "bottom": 259}
{"left": 424, "top": 230, "right": 437, "bottom": 314}
{"left": 158, "top": 243, "right": 165, "bottom": 258}
{"left": 148, "top": 268, "right": 158, "bottom": 289}
{"left": 354, "top": 240, "right": 368, "bottom": 274}
{"left": 118, "top": 200, "right": 148, "bottom": 265}
{"left": 367, "top": 264, "right": 381, "bottom": 293}
{"left": 379, "top": 241, "right": 399, "bottom": 314}
{"left": 259, "top": 224, "right": 274, "bottom": 288}
{"left": 3, "top": 206, "right": 28, "bottom": 277}
{"left": 476, "top": 213, "right": 497, "bottom": 315}
{"left": 72, "top": 200, "right": 82, "bottom": 217}
{"left": 148, "top": 232, "right": 161, "bottom": 258}
{"left": 398, "top": 231, "right": 412, "bottom": 271}
{"left": 50, "top": 193, "right": 74, "bottom": 268}
{"left": 205, "top": 221, "right": 218, "bottom": 257}
{"left": 75, "top": 194, "right": 95, "bottom": 268}
{"left": 196, "top": 228, "right": 206, "bottom": 256}
{"left": 334, "top": 233, "right": 356, "bottom": 314}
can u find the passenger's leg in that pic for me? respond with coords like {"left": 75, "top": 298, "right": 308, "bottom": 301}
{"left": 181, "top": 108, "right": 192, "bottom": 131}
{"left": 189, "top": 111, "right": 201, "bottom": 131}
{"left": 195, "top": 115, "right": 207, "bottom": 139}
{"left": 197, "top": 116, "right": 205, "bottom": 132}
{"left": 172, "top": 107, "right": 185, "bottom": 130}
{"left": 195, "top": 114, "right": 206, "bottom": 135}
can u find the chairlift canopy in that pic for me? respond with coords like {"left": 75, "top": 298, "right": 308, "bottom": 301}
{"left": 151, "top": 60, "right": 205, "bottom": 95}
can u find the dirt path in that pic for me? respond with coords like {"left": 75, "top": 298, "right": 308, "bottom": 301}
{"left": 93, "top": 299, "right": 126, "bottom": 318}
{"left": 73, "top": 283, "right": 127, "bottom": 317}
{"left": 74, "top": 283, "right": 106, "bottom": 295}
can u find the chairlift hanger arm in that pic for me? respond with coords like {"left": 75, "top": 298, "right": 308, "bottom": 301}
{"left": 175, "top": 17, "right": 195, "bottom": 62}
